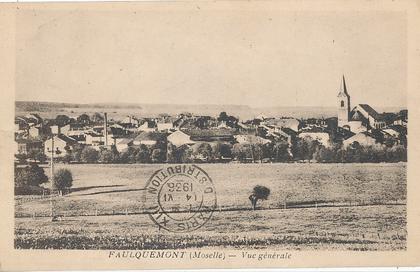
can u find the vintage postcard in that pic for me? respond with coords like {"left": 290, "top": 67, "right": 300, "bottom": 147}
{"left": 0, "top": 0, "right": 420, "bottom": 270}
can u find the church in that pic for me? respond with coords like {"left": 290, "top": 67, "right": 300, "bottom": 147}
{"left": 337, "top": 76, "right": 386, "bottom": 133}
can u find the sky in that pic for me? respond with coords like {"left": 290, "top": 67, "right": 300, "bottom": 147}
{"left": 15, "top": 5, "right": 407, "bottom": 108}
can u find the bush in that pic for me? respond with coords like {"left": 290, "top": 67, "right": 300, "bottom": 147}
{"left": 53, "top": 169, "right": 73, "bottom": 195}
{"left": 81, "top": 147, "right": 100, "bottom": 163}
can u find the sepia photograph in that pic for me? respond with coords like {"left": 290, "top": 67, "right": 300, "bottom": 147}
{"left": 1, "top": 1, "right": 420, "bottom": 270}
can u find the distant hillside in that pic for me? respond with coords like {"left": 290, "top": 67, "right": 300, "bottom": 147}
{"left": 15, "top": 101, "right": 406, "bottom": 121}
{"left": 15, "top": 101, "right": 254, "bottom": 120}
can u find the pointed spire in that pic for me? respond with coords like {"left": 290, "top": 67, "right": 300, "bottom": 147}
{"left": 338, "top": 75, "right": 349, "bottom": 96}
{"left": 342, "top": 75, "right": 348, "bottom": 94}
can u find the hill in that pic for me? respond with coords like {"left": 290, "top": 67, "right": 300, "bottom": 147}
{"left": 15, "top": 101, "right": 405, "bottom": 121}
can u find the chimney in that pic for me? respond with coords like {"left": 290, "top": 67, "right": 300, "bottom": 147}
{"left": 104, "top": 112, "right": 108, "bottom": 146}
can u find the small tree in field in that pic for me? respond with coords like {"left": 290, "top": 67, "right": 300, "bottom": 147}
{"left": 249, "top": 185, "right": 271, "bottom": 210}
{"left": 53, "top": 169, "right": 73, "bottom": 196}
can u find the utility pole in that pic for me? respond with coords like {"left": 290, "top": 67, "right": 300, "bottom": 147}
{"left": 48, "top": 134, "right": 55, "bottom": 219}
{"left": 50, "top": 135, "right": 54, "bottom": 187}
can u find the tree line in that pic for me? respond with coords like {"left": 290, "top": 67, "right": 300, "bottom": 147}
{"left": 55, "top": 137, "right": 407, "bottom": 164}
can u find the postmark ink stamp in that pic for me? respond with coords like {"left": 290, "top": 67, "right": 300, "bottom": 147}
{"left": 144, "top": 165, "right": 217, "bottom": 232}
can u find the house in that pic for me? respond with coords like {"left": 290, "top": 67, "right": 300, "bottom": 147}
{"left": 122, "top": 115, "right": 140, "bottom": 126}
{"left": 133, "top": 131, "right": 166, "bottom": 147}
{"left": 274, "top": 127, "right": 297, "bottom": 145}
{"left": 25, "top": 113, "right": 43, "bottom": 126}
{"left": 44, "top": 134, "right": 77, "bottom": 158}
{"left": 333, "top": 127, "right": 356, "bottom": 143}
{"left": 60, "top": 124, "right": 71, "bottom": 135}
{"left": 85, "top": 132, "right": 105, "bottom": 146}
{"left": 15, "top": 139, "right": 43, "bottom": 155}
{"left": 382, "top": 125, "right": 407, "bottom": 146}
{"left": 157, "top": 122, "right": 174, "bottom": 132}
{"left": 115, "top": 138, "right": 134, "bottom": 152}
{"left": 182, "top": 129, "right": 235, "bottom": 143}
{"left": 68, "top": 134, "right": 86, "bottom": 144}
{"left": 262, "top": 118, "right": 300, "bottom": 132}
{"left": 382, "top": 128, "right": 400, "bottom": 138}
{"left": 234, "top": 135, "right": 271, "bottom": 145}
{"left": 28, "top": 126, "right": 42, "bottom": 138}
{"left": 393, "top": 118, "right": 407, "bottom": 127}
{"left": 50, "top": 125, "right": 60, "bottom": 135}
{"left": 299, "top": 127, "right": 331, "bottom": 146}
{"left": 66, "top": 124, "right": 88, "bottom": 137}
{"left": 167, "top": 130, "right": 196, "bottom": 147}
{"left": 342, "top": 131, "right": 380, "bottom": 147}
{"left": 138, "top": 120, "right": 157, "bottom": 132}
{"left": 15, "top": 117, "right": 29, "bottom": 133}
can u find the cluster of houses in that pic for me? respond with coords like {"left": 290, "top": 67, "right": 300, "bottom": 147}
{"left": 14, "top": 76, "right": 408, "bottom": 162}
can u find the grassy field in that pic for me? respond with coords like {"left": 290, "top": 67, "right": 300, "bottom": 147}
{"left": 15, "top": 163, "right": 407, "bottom": 250}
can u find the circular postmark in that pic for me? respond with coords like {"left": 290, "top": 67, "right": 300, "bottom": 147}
{"left": 144, "top": 164, "right": 217, "bottom": 233}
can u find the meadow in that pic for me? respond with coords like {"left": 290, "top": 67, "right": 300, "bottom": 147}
{"left": 15, "top": 163, "right": 407, "bottom": 250}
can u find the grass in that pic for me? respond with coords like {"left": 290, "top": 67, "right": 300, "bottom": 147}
{"left": 15, "top": 205, "right": 406, "bottom": 250}
{"left": 15, "top": 163, "right": 407, "bottom": 250}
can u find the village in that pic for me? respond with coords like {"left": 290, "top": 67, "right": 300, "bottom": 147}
{"left": 14, "top": 77, "right": 407, "bottom": 165}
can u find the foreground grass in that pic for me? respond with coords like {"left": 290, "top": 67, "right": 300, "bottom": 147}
{"left": 15, "top": 163, "right": 407, "bottom": 217}
{"left": 15, "top": 205, "right": 406, "bottom": 250}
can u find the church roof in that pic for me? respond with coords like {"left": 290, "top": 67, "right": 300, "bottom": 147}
{"left": 349, "top": 110, "right": 366, "bottom": 122}
{"left": 357, "top": 104, "right": 383, "bottom": 121}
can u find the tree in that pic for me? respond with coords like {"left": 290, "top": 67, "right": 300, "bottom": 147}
{"left": 212, "top": 142, "right": 232, "bottom": 162}
{"left": 313, "top": 146, "right": 334, "bottom": 163}
{"left": 232, "top": 143, "right": 249, "bottom": 162}
{"left": 91, "top": 112, "right": 104, "bottom": 123}
{"left": 292, "top": 138, "right": 309, "bottom": 161}
{"left": 15, "top": 163, "right": 48, "bottom": 188}
{"left": 15, "top": 153, "right": 28, "bottom": 164}
{"left": 27, "top": 149, "right": 46, "bottom": 163}
{"left": 81, "top": 147, "right": 100, "bottom": 163}
{"left": 249, "top": 185, "right": 271, "bottom": 210}
{"left": 71, "top": 144, "right": 84, "bottom": 162}
{"left": 53, "top": 169, "right": 73, "bottom": 196}
{"left": 120, "top": 147, "right": 136, "bottom": 163}
{"left": 179, "top": 145, "right": 193, "bottom": 163}
{"left": 35, "top": 151, "right": 47, "bottom": 164}
{"left": 166, "top": 143, "right": 177, "bottom": 163}
{"left": 99, "top": 149, "right": 115, "bottom": 163}
{"left": 193, "top": 143, "right": 213, "bottom": 162}
{"left": 217, "top": 111, "right": 238, "bottom": 128}
{"left": 345, "top": 141, "right": 362, "bottom": 163}
{"left": 110, "top": 145, "right": 120, "bottom": 162}
{"left": 272, "top": 141, "right": 290, "bottom": 162}
{"left": 136, "top": 144, "right": 150, "bottom": 163}
{"left": 55, "top": 115, "right": 70, "bottom": 127}
{"left": 151, "top": 148, "right": 165, "bottom": 163}
{"left": 77, "top": 114, "right": 90, "bottom": 125}
{"left": 62, "top": 152, "right": 73, "bottom": 164}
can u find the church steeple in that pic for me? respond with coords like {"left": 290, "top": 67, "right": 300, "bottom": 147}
{"left": 337, "top": 75, "right": 351, "bottom": 127}
{"left": 338, "top": 75, "right": 349, "bottom": 96}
